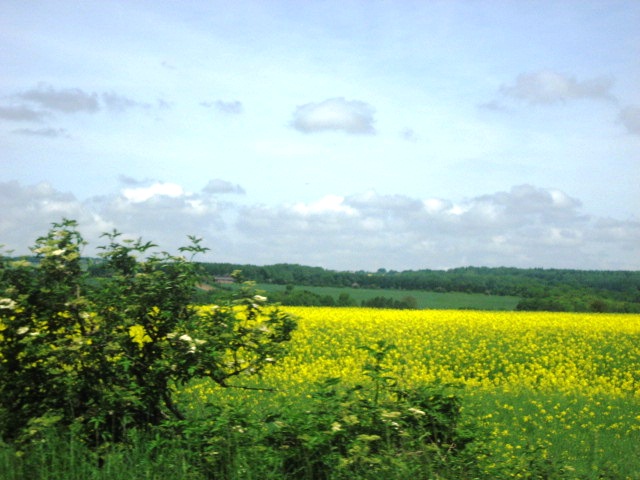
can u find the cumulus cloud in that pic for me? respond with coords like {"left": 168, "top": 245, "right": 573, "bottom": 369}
{"left": 96, "top": 188, "right": 225, "bottom": 241}
{"left": 0, "top": 180, "right": 235, "bottom": 258}
{"left": 121, "top": 182, "right": 184, "bottom": 203}
{"left": 1, "top": 181, "right": 638, "bottom": 270}
{"left": 235, "top": 185, "right": 639, "bottom": 270}
{"left": 0, "top": 181, "right": 99, "bottom": 253}
{"left": 291, "top": 97, "right": 376, "bottom": 134}
{"left": 618, "top": 106, "right": 640, "bottom": 135}
{"left": 500, "top": 70, "right": 615, "bottom": 105}
{"left": 291, "top": 195, "right": 357, "bottom": 216}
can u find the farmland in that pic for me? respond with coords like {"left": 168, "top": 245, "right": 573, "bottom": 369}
{"left": 255, "top": 283, "right": 521, "bottom": 310}
{"left": 183, "top": 307, "right": 640, "bottom": 479}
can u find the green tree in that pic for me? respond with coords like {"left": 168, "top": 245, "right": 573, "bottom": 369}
{"left": 0, "top": 219, "right": 296, "bottom": 446}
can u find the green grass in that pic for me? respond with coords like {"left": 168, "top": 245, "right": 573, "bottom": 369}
{"left": 256, "top": 283, "right": 521, "bottom": 310}
{"left": 463, "top": 390, "right": 640, "bottom": 479}
{"left": 3, "top": 382, "right": 638, "bottom": 479}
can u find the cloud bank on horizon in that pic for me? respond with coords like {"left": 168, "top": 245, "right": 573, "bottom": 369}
{"left": 1, "top": 179, "right": 638, "bottom": 271}
{"left": 1, "top": 1, "right": 639, "bottom": 271}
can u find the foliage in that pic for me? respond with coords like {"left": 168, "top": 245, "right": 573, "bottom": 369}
{"left": 0, "top": 219, "right": 296, "bottom": 447}
{"left": 168, "top": 340, "right": 480, "bottom": 479}
{"left": 251, "top": 283, "right": 520, "bottom": 310}
{"left": 196, "top": 262, "right": 640, "bottom": 312}
{"left": 360, "top": 295, "right": 417, "bottom": 310}
{"left": 266, "top": 285, "right": 338, "bottom": 307}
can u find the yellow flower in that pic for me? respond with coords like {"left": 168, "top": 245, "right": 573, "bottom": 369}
{"left": 129, "top": 325, "right": 152, "bottom": 348}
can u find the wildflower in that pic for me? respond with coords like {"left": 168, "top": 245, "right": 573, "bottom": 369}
{"left": 253, "top": 295, "right": 267, "bottom": 302}
{"left": 9, "top": 260, "right": 31, "bottom": 268}
{"left": 129, "top": 325, "right": 152, "bottom": 348}
{"left": 331, "top": 422, "right": 342, "bottom": 432}
{"left": 343, "top": 415, "right": 359, "bottom": 425}
{"left": 0, "top": 298, "right": 17, "bottom": 310}
{"left": 51, "top": 249, "right": 65, "bottom": 256}
{"left": 407, "top": 407, "right": 426, "bottom": 416}
{"left": 17, "top": 326, "right": 30, "bottom": 335}
{"left": 381, "top": 411, "right": 402, "bottom": 419}
{"left": 179, "top": 334, "right": 192, "bottom": 342}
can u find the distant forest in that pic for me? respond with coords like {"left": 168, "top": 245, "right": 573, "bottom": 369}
{"left": 196, "top": 263, "right": 640, "bottom": 313}
{"left": 21, "top": 255, "right": 636, "bottom": 312}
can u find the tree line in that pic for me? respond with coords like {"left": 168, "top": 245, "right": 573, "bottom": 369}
{"left": 194, "top": 263, "right": 640, "bottom": 313}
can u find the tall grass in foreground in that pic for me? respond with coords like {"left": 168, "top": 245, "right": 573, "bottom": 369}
{"left": 2, "top": 308, "right": 639, "bottom": 478}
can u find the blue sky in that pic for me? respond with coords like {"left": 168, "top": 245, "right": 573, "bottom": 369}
{"left": 1, "top": 0, "right": 639, "bottom": 270}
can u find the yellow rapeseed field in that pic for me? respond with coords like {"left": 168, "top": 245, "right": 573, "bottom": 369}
{"left": 265, "top": 308, "right": 640, "bottom": 397}
{"left": 184, "top": 307, "right": 640, "bottom": 476}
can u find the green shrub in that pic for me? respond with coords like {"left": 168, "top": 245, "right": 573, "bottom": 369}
{"left": 257, "top": 341, "right": 480, "bottom": 479}
{"left": 0, "top": 219, "right": 296, "bottom": 448}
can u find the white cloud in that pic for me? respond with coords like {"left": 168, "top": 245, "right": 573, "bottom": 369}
{"left": 291, "top": 195, "right": 357, "bottom": 216}
{"left": 81, "top": 183, "right": 231, "bottom": 254}
{"left": 423, "top": 198, "right": 451, "bottom": 214}
{"left": 291, "top": 97, "right": 376, "bottom": 134}
{"left": 500, "top": 71, "right": 614, "bottom": 105}
{"left": 121, "top": 182, "right": 184, "bottom": 203}
{"left": 1, "top": 181, "right": 638, "bottom": 271}
{"left": 235, "top": 185, "right": 639, "bottom": 270}
{"left": 0, "top": 181, "right": 99, "bottom": 253}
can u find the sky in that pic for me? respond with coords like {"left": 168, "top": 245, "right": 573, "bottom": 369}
{"left": 1, "top": 0, "right": 639, "bottom": 271}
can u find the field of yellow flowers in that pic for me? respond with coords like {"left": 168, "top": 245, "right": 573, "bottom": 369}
{"left": 194, "top": 307, "right": 640, "bottom": 477}
{"left": 271, "top": 308, "right": 640, "bottom": 395}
